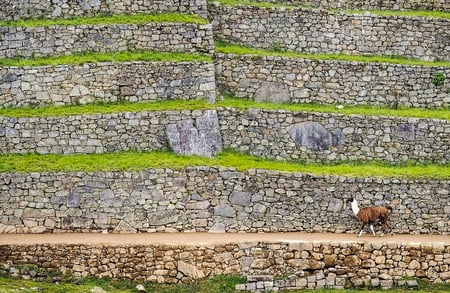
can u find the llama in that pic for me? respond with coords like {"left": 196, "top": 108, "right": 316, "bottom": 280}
{"left": 347, "top": 197, "right": 393, "bottom": 237}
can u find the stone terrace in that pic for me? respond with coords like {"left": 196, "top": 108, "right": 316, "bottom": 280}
{"left": 0, "top": 0, "right": 449, "bottom": 290}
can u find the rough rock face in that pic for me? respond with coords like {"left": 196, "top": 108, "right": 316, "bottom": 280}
{"left": 166, "top": 110, "right": 223, "bottom": 157}
{"left": 254, "top": 82, "right": 290, "bottom": 103}
{"left": 286, "top": 122, "right": 345, "bottom": 151}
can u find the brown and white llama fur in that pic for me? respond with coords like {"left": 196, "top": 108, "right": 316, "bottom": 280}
{"left": 348, "top": 197, "right": 393, "bottom": 237}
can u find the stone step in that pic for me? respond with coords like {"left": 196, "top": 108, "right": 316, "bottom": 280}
{"left": 1, "top": 107, "right": 448, "bottom": 163}
{"left": 0, "top": 0, "right": 208, "bottom": 20}
{"left": 208, "top": 3, "right": 450, "bottom": 62}
{"left": 0, "top": 59, "right": 216, "bottom": 107}
{"left": 215, "top": 52, "right": 450, "bottom": 109}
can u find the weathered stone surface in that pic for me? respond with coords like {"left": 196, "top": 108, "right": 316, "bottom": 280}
{"left": 395, "top": 124, "right": 415, "bottom": 141}
{"left": 167, "top": 110, "right": 222, "bottom": 158}
{"left": 254, "top": 82, "right": 290, "bottom": 103}
{"left": 287, "top": 122, "right": 345, "bottom": 151}
{"left": 229, "top": 190, "right": 252, "bottom": 206}
{"left": 178, "top": 261, "right": 205, "bottom": 279}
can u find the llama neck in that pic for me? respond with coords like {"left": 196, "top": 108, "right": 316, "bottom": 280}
{"left": 351, "top": 199, "right": 360, "bottom": 216}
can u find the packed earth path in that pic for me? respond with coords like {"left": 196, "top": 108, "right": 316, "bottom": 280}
{"left": 1, "top": 232, "right": 449, "bottom": 245}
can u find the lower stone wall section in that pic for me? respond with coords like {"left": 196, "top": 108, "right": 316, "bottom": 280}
{"left": 0, "top": 61, "right": 215, "bottom": 107}
{"left": 0, "top": 167, "right": 448, "bottom": 234}
{"left": 0, "top": 240, "right": 449, "bottom": 286}
{"left": 215, "top": 53, "right": 450, "bottom": 108}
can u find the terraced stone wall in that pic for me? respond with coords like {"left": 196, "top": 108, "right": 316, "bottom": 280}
{"left": 0, "top": 240, "right": 449, "bottom": 287}
{"left": 1, "top": 108, "right": 449, "bottom": 163}
{"left": 0, "top": 0, "right": 208, "bottom": 20}
{"left": 0, "top": 61, "right": 216, "bottom": 107}
{"left": 215, "top": 53, "right": 450, "bottom": 108}
{"left": 0, "top": 167, "right": 448, "bottom": 234}
{"left": 0, "top": 23, "right": 214, "bottom": 58}
{"left": 252, "top": 0, "right": 450, "bottom": 11}
{"left": 208, "top": 4, "right": 450, "bottom": 61}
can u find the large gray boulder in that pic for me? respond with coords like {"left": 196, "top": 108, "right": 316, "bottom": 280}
{"left": 166, "top": 110, "right": 223, "bottom": 157}
{"left": 287, "top": 121, "right": 345, "bottom": 151}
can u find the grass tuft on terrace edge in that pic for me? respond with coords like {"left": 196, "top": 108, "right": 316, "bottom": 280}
{"left": 0, "top": 12, "right": 208, "bottom": 27}
{"left": 0, "top": 51, "right": 212, "bottom": 67}
{"left": 0, "top": 150, "right": 449, "bottom": 179}
{"left": 0, "top": 96, "right": 448, "bottom": 121}
{"left": 210, "top": 0, "right": 450, "bottom": 19}
{"left": 215, "top": 40, "right": 450, "bottom": 67}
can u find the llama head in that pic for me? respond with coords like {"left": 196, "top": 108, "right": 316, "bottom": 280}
{"left": 346, "top": 197, "right": 355, "bottom": 204}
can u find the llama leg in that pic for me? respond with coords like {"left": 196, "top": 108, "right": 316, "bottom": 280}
{"left": 369, "top": 224, "right": 376, "bottom": 236}
{"left": 358, "top": 224, "right": 365, "bottom": 237}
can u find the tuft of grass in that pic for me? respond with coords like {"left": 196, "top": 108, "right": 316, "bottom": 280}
{"left": 210, "top": 0, "right": 450, "bottom": 19}
{"left": 215, "top": 40, "right": 450, "bottom": 67}
{"left": 0, "top": 96, "right": 449, "bottom": 121}
{"left": 0, "top": 150, "right": 449, "bottom": 179}
{"left": 0, "top": 13, "right": 208, "bottom": 27}
{"left": 0, "top": 51, "right": 212, "bottom": 67}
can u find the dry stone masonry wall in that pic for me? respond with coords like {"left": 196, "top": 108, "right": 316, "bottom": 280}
{"left": 1, "top": 108, "right": 449, "bottom": 163}
{"left": 0, "top": 167, "right": 448, "bottom": 234}
{"left": 0, "top": 0, "right": 208, "bottom": 20}
{"left": 215, "top": 53, "right": 450, "bottom": 108}
{"left": 0, "top": 240, "right": 449, "bottom": 287}
{"left": 0, "top": 61, "right": 216, "bottom": 107}
{"left": 218, "top": 108, "right": 449, "bottom": 164}
{"left": 0, "top": 23, "right": 214, "bottom": 59}
{"left": 251, "top": 0, "right": 450, "bottom": 11}
{"left": 208, "top": 3, "right": 450, "bottom": 61}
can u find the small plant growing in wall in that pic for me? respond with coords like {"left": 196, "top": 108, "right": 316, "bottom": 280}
{"left": 432, "top": 71, "right": 446, "bottom": 86}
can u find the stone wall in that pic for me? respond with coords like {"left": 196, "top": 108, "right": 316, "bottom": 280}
{"left": 1, "top": 108, "right": 449, "bottom": 163}
{"left": 0, "top": 241, "right": 449, "bottom": 287}
{"left": 215, "top": 53, "right": 450, "bottom": 108}
{"left": 250, "top": 0, "right": 450, "bottom": 11}
{"left": 208, "top": 3, "right": 450, "bottom": 62}
{"left": 0, "top": 0, "right": 208, "bottom": 20}
{"left": 218, "top": 108, "right": 449, "bottom": 164}
{"left": 0, "top": 61, "right": 216, "bottom": 107}
{"left": 0, "top": 23, "right": 214, "bottom": 59}
{"left": 0, "top": 167, "right": 448, "bottom": 234}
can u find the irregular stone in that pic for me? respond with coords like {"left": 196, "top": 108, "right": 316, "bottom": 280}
{"left": 254, "top": 82, "right": 290, "bottom": 103}
{"left": 229, "top": 190, "right": 252, "bottom": 206}
{"left": 287, "top": 122, "right": 345, "bottom": 151}
{"left": 113, "top": 220, "right": 137, "bottom": 233}
{"left": 395, "top": 124, "right": 415, "bottom": 141}
{"left": 177, "top": 261, "right": 205, "bottom": 279}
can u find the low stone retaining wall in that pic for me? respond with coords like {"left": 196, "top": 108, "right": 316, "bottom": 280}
{"left": 215, "top": 53, "right": 450, "bottom": 108}
{"left": 0, "top": 167, "right": 448, "bottom": 234}
{"left": 0, "top": 240, "right": 448, "bottom": 287}
{"left": 1, "top": 108, "right": 449, "bottom": 163}
{"left": 209, "top": 3, "right": 450, "bottom": 61}
{"left": 0, "top": 23, "right": 214, "bottom": 59}
{"left": 251, "top": 0, "right": 450, "bottom": 11}
{"left": 0, "top": 61, "right": 216, "bottom": 107}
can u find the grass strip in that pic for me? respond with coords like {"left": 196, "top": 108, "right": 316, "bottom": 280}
{"left": 0, "top": 97, "right": 448, "bottom": 121}
{"left": 210, "top": 0, "right": 450, "bottom": 19}
{"left": 0, "top": 51, "right": 212, "bottom": 67}
{"left": 215, "top": 40, "right": 450, "bottom": 67}
{"left": 0, "top": 150, "right": 448, "bottom": 179}
{"left": 0, "top": 13, "right": 207, "bottom": 27}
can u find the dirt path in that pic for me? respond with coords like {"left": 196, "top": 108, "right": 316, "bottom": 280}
{"left": 1, "top": 232, "right": 449, "bottom": 246}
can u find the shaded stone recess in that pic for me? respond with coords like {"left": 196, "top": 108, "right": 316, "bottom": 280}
{"left": 0, "top": 241, "right": 449, "bottom": 286}
{"left": 0, "top": 23, "right": 214, "bottom": 59}
{"left": 218, "top": 108, "right": 450, "bottom": 164}
{"left": 215, "top": 53, "right": 450, "bottom": 108}
{"left": 250, "top": 0, "right": 450, "bottom": 11}
{"left": 1, "top": 108, "right": 449, "bottom": 163}
{"left": 209, "top": 4, "right": 450, "bottom": 61}
{"left": 0, "top": 61, "right": 216, "bottom": 108}
{"left": 0, "top": 168, "right": 448, "bottom": 234}
{"left": 0, "top": 0, "right": 208, "bottom": 20}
